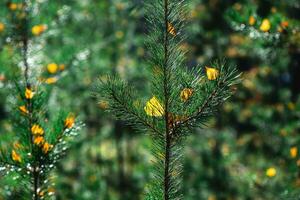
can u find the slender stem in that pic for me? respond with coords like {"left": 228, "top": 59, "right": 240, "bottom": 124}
{"left": 22, "top": 7, "right": 34, "bottom": 151}
{"left": 23, "top": 36, "right": 30, "bottom": 88}
{"left": 164, "top": 132, "right": 171, "bottom": 200}
{"left": 163, "top": 0, "right": 171, "bottom": 199}
{"left": 22, "top": 2, "right": 30, "bottom": 88}
{"left": 21, "top": 2, "right": 40, "bottom": 200}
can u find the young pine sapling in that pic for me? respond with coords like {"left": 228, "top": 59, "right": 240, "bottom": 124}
{"left": 0, "top": 1, "right": 81, "bottom": 200}
{"left": 95, "top": 0, "right": 241, "bottom": 199}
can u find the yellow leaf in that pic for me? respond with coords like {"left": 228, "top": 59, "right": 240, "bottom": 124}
{"left": 98, "top": 101, "right": 109, "bottom": 110}
{"left": 266, "top": 167, "right": 276, "bottom": 177}
{"left": 12, "top": 150, "right": 22, "bottom": 163}
{"left": 206, "top": 67, "right": 219, "bottom": 80}
{"left": 33, "top": 136, "right": 44, "bottom": 146}
{"left": 59, "top": 64, "right": 65, "bottom": 71}
{"left": 167, "top": 22, "right": 176, "bottom": 36}
{"left": 32, "top": 24, "right": 47, "bottom": 36}
{"left": 180, "top": 88, "right": 193, "bottom": 102}
{"left": 31, "top": 124, "right": 44, "bottom": 136}
{"left": 8, "top": 3, "right": 18, "bottom": 11}
{"left": 290, "top": 147, "right": 298, "bottom": 158}
{"left": 64, "top": 114, "right": 75, "bottom": 128}
{"left": 248, "top": 16, "right": 256, "bottom": 26}
{"left": 260, "top": 19, "right": 271, "bottom": 32}
{"left": 0, "top": 23, "right": 5, "bottom": 32}
{"left": 13, "top": 142, "right": 22, "bottom": 149}
{"left": 19, "top": 105, "right": 28, "bottom": 114}
{"left": 281, "top": 21, "right": 289, "bottom": 28}
{"left": 42, "top": 142, "right": 53, "bottom": 154}
{"left": 25, "top": 88, "right": 34, "bottom": 99}
{"left": 144, "top": 96, "right": 164, "bottom": 117}
{"left": 47, "top": 63, "right": 58, "bottom": 74}
{"left": 45, "top": 77, "right": 58, "bottom": 84}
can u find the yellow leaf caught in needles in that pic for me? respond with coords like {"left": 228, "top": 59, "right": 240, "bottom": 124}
{"left": 19, "top": 105, "right": 28, "bottom": 114}
{"left": 13, "top": 142, "right": 22, "bottom": 149}
{"left": 167, "top": 22, "right": 176, "bottom": 36}
{"left": 31, "top": 124, "right": 44, "bottom": 136}
{"left": 65, "top": 114, "right": 75, "bottom": 129}
{"left": 248, "top": 16, "right": 256, "bottom": 26}
{"left": 12, "top": 150, "right": 22, "bottom": 163}
{"left": 59, "top": 64, "right": 65, "bottom": 71}
{"left": 98, "top": 101, "right": 109, "bottom": 109}
{"left": 45, "top": 77, "right": 58, "bottom": 84}
{"left": 33, "top": 136, "right": 44, "bottom": 146}
{"left": 32, "top": 24, "right": 47, "bottom": 36}
{"left": 290, "top": 147, "right": 298, "bottom": 158}
{"left": 42, "top": 142, "right": 53, "bottom": 154}
{"left": 180, "top": 88, "right": 193, "bottom": 102}
{"left": 144, "top": 96, "right": 164, "bottom": 117}
{"left": 25, "top": 88, "right": 34, "bottom": 99}
{"left": 8, "top": 3, "right": 18, "bottom": 11}
{"left": 266, "top": 167, "right": 276, "bottom": 177}
{"left": 260, "top": 19, "right": 271, "bottom": 32}
{"left": 0, "top": 22, "right": 5, "bottom": 32}
{"left": 205, "top": 67, "right": 219, "bottom": 80}
{"left": 47, "top": 63, "right": 58, "bottom": 74}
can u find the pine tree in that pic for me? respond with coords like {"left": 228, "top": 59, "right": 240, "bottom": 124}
{"left": 0, "top": 1, "right": 81, "bottom": 199}
{"left": 95, "top": 0, "right": 241, "bottom": 199}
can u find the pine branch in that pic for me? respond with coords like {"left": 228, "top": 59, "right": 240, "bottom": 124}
{"left": 95, "top": 77, "right": 162, "bottom": 135}
{"left": 175, "top": 62, "right": 241, "bottom": 131}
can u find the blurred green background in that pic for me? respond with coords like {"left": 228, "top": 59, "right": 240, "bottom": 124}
{"left": 0, "top": 0, "right": 300, "bottom": 199}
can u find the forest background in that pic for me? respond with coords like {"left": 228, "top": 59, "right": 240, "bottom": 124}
{"left": 0, "top": 0, "right": 300, "bottom": 199}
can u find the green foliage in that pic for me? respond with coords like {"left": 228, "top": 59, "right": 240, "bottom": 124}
{"left": 0, "top": 0, "right": 299, "bottom": 199}
{"left": 0, "top": 1, "right": 81, "bottom": 199}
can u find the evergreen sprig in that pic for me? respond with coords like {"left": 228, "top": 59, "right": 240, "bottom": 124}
{"left": 95, "top": 0, "right": 240, "bottom": 199}
{"left": 0, "top": 1, "right": 81, "bottom": 199}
